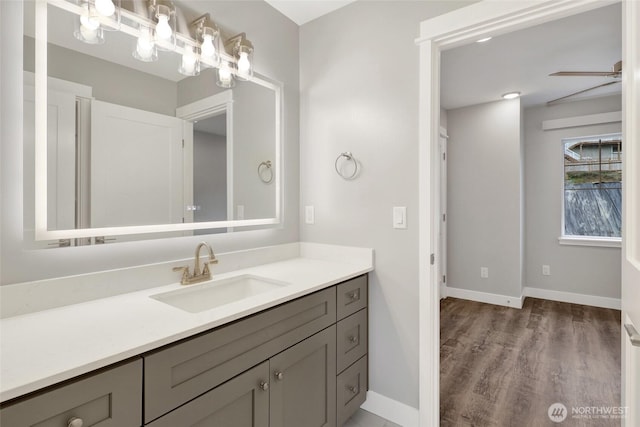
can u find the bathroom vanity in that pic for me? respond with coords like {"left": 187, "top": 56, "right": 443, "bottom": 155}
{"left": 0, "top": 244, "right": 372, "bottom": 427}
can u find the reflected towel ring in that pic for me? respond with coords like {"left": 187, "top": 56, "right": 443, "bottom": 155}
{"left": 258, "top": 160, "right": 273, "bottom": 183}
{"left": 335, "top": 152, "right": 358, "bottom": 179}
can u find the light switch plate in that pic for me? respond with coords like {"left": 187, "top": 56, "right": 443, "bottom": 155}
{"left": 393, "top": 207, "right": 407, "bottom": 229}
{"left": 305, "top": 206, "right": 315, "bottom": 224}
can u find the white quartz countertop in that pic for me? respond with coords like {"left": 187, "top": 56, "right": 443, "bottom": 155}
{"left": 0, "top": 244, "right": 373, "bottom": 403}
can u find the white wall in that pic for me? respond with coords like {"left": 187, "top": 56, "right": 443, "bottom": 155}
{"left": 446, "top": 99, "right": 523, "bottom": 298}
{"left": 1, "top": 0, "right": 299, "bottom": 285}
{"left": 299, "top": 0, "right": 472, "bottom": 410}
{"left": 523, "top": 95, "right": 621, "bottom": 298}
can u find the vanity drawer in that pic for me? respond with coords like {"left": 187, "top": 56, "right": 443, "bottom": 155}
{"left": 336, "top": 308, "right": 368, "bottom": 374}
{"left": 0, "top": 359, "right": 142, "bottom": 427}
{"left": 336, "top": 356, "right": 368, "bottom": 427}
{"left": 144, "top": 287, "right": 336, "bottom": 423}
{"left": 336, "top": 275, "right": 367, "bottom": 320}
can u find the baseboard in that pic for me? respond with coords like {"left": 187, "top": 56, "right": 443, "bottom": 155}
{"left": 360, "top": 391, "right": 419, "bottom": 427}
{"left": 523, "top": 286, "right": 621, "bottom": 310}
{"left": 444, "top": 286, "right": 523, "bottom": 309}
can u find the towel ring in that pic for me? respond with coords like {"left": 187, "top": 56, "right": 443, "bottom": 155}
{"left": 335, "top": 152, "right": 358, "bottom": 180}
{"left": 258, "top": 160, "right": 273, "bottom": 183}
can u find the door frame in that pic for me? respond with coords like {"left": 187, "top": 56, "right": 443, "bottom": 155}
{"left": 416, "top": 0, "right": 637, "bottom": 425}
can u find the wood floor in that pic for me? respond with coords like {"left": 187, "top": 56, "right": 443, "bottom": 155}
{"left": 440, "top": 297, "right": 621, "bottom": 427}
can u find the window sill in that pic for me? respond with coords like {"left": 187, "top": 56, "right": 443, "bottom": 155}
{"left": 559, "top": 236, "right": 621, "bottom": 248}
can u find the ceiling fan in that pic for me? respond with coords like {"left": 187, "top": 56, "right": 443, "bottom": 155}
{"left": 547, "top": 60, "right": 622, "bottom": 105}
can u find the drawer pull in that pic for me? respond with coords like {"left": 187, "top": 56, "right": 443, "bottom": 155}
{"left": 274, "top": 371, "right": 284, "bottom": 381}
{"left": 348, "top": 291, "right": 359, "bottom": 300}
{"left": 348, "top": 335, "right": 358, "bottom": 344}
{"left": 68, "top": 417, "right": 84, "bottom": 427}
{"left": 347, "top": 385, "right": 358, "bottom": 394}
{"left": 259, "top": 381, "right": 269, "bottom": 391}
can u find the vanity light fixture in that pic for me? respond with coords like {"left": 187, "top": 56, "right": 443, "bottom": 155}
{"left": 179, "top": 43, "right": 200, "bottom": 76}
{"left": 216, "top": 60, "right": 236, "bottom": 88}
{"left": 149, "top": 0, "right": 176, "bottom": 49}
{"left": 94, "top": 0, "right": 116, "bottom": 17}
{"left": 225, "top": 33, "right": 254, "bottom": 81}
{"left": 133, "top": 25, "right": 158, "bottom": 62}
{"left": 74, "top": 1, "right": 105, "bottom": 44}
{"left": 191, "top": 14, "right": 220, "bottom": 67}
{"left": 502, "top": 91, "right": 521, "bottom": 100}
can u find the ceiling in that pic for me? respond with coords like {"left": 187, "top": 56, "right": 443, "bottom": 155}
{"left": 441, "top": 3, "right": 622, "bottom": 110}
{"left": 264, "top": 0, "right": 357, "bottom": 25}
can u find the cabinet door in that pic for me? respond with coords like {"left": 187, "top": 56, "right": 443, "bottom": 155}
{"left": 0, "top": 359, "right": 142, "bottom": 427}
{"left": 147, "top": 361, "right": 270, "bottom": 427}
{"left": 270, "top": 326, "right": 336, "bottom": 427}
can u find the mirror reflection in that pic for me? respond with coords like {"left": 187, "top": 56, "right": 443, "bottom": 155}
{"left": 23, "top": 0, "right": 280, "bottom": 243}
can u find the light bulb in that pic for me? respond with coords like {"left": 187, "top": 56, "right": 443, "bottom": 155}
{"left": 201, "top": 34, "right": 215, "bottom": 58}
{"left": 80, "top": 5, "right": 100, "bottom": 31}
{"left": 237, "top": 51, "right": 251, "bottom": 76}
{"left": 217, "top": 66, "right": 233, "bottom": 87}
{"left": 155, "top": 14, "right": 172, "bottom": 40}
{"left": 135, "top": 32, "right": 156, "bottom": 61}
{"left": 179, "top": 46, "right": 199, "bottom": 76}
{"left": 94, "top": 0, "right": 115, "bottom": 17}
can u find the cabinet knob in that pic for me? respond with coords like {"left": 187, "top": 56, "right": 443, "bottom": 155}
{"left": 68, "top": 418, "right": 84, "bottom": 427}
{"left": 348, "top": 385, "right": 358, "bottom": 394}
{"left": 259, "top": 381, "right": 269, "bottom": 391}
{"left": 348, "top": 335, "right": 358, "bottom": 344}
{"left": 348, "top": 291, "right": 358, "bottom": 300}
{"left": 274, "top": 371, "right": 284, "bottom": 381}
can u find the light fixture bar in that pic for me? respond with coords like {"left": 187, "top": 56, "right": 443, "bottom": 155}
{"left": 48, "top": 0, "right": 243, "bottom": 72}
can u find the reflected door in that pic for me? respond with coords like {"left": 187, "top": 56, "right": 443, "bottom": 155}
{"left": 90, "top": 100, "right": 185, "bottom": 228}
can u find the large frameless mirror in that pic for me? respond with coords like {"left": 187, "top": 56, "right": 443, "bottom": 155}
{"left": 24, "top": 0, "right": 282, "bottom": 245}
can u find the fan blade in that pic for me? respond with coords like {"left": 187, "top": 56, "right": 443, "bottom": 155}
{"left": 550, "top": 71, "right": 619, "bottom": 77}
{"left": 547, "top": 81, "right": 620, "bottom": 105}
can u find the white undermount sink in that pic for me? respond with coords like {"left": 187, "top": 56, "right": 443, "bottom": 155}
{"left": 150, "top": 274, "right": 291, "bottom": 313}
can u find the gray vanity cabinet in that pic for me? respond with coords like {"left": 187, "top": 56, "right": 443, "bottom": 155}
{"left": 146, "top": 361, "right": 270, "bottom": 427}
{"left": 0, "top": 359, "right": 142, "bottom": 427}
{"left": 270, "top": 325, "right": 336, "bottom": 427}
{"left": 0, "top": 274, "right": 369, "bottom": 427}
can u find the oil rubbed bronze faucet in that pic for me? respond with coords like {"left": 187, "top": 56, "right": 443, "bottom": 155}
{"left": 173, "top": 242, "right": 219, "bottom": 285}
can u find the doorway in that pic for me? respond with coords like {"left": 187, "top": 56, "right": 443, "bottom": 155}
{"left": 416, "top": 1, "right": 639, "bottom": 425}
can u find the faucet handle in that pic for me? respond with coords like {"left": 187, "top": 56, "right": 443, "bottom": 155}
{"left": 173, "top": 266, "right": 190, "bottom": 282}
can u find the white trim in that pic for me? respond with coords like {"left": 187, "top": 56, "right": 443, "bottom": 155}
{"left": 542, "top": 111, "right": 622, "bottom": 130}
{"left": 523, "top": 286, "right": 621, "bottom": 310}
{"left": 416, "top": 1, "right": 623, "bottom": 423}
{"left": 444, "top": 286, "right": 523, "bottom": 309}
{"left": 360, "top": 391, "right": 419, "bottom": 427}
{"left": 559, "top": 236, "right": 622, "bottom": 248}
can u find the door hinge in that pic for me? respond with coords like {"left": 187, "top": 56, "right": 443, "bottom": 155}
{"left": 443, "top": 152, "right": 446, "bottom": 161}
{"left": 430, "top": 253, "right": 435, "bottom": 265}
{"left": 443, "top": 275, "right": 446, "bottom": 284}
{"left": 442, "top": 213, "right": 446, "bottom": 222}
{"left": 182, "top": 139, "right": 185, "bottom": 148}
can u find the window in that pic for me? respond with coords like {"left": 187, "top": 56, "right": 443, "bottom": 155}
{"left": 562, "top": 133, "right": 622, "bottom": 240}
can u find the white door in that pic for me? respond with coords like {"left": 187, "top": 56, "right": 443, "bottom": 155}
{"left": 622, "top": 1, "right": 640, "bottom": 425}
{"left": 90, "top": 100, "right": 185, "bottom": 230}
{"left": 23, "top": 85, "right": 76, "bottom": 236}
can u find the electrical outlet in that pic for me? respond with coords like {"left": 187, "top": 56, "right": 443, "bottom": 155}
{"left": 542, "top": 265, "right": 551, "bottom": 276}
{"left": 480, "top": 267, "right": 489, "bottom": 279}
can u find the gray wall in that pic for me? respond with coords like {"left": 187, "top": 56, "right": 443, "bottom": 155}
{"left": 299, "top": 0, "right": 472, "bottom": 409}
{"left": 24, "top": 37, "right": 178, "bottom": 116}
{"left": 446, "top": 99, "right": 523, "bottom": 298}
{"left": 1, "top": 0, "right": 299, "bottom": 284}
{"left": 523, "top": 95, "right": 621, "bottom": 298}
{"left": 193, "top": 131, "right": 227, "bottom": 223}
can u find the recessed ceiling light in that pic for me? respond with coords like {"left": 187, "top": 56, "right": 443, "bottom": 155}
{"left": 502, "top": 91, "right": 521, "bottom": 100}
{"left": 476, "top": 37, "right": 492, "bottom": 43}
